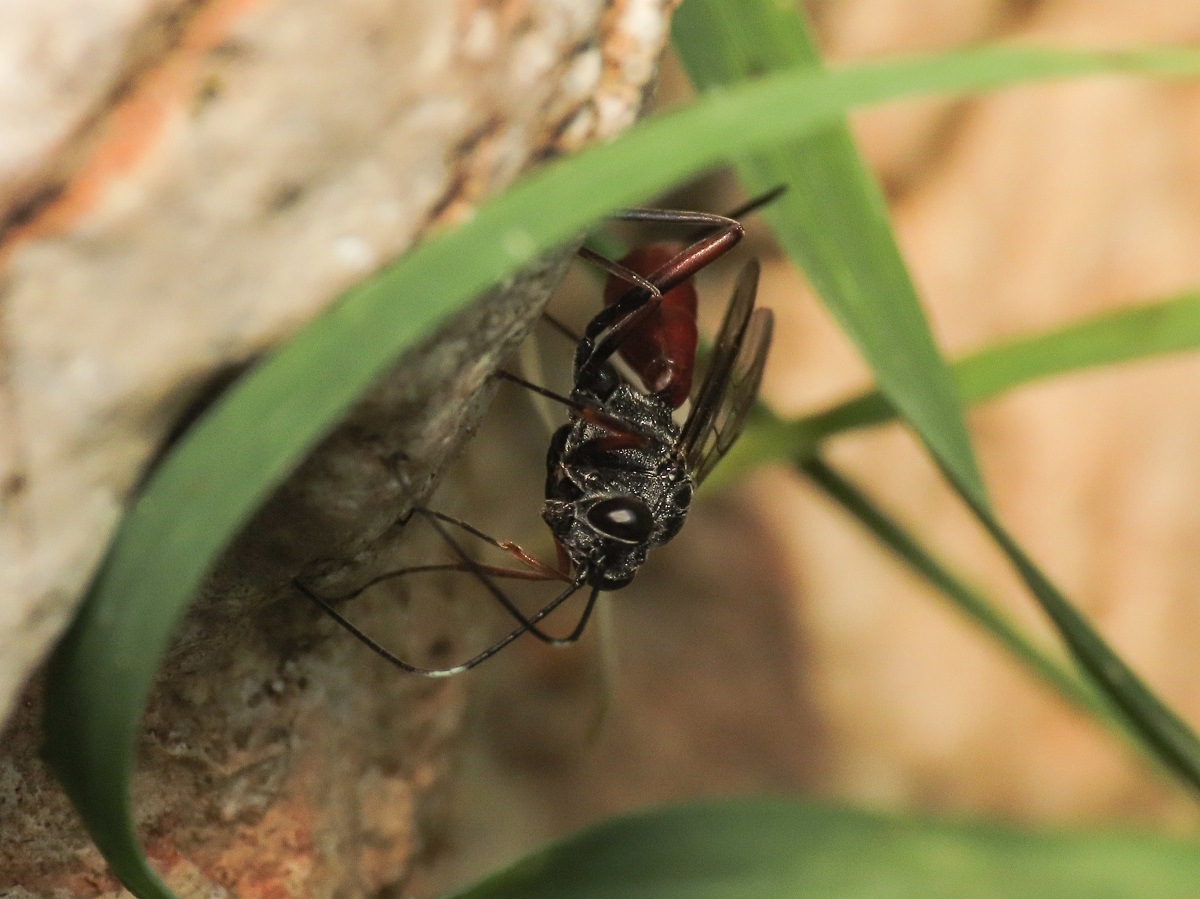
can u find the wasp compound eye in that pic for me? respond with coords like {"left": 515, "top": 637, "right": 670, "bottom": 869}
{"left": 586, "top": 496, "right": 655, "bottom": 544}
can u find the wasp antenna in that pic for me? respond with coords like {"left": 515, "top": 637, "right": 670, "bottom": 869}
{"left": 723, "top": 184, "right": 787, "bottom": 221}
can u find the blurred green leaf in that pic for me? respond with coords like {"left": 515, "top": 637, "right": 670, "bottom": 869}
{"left": 449, "top": 797, "right": 1200, "bottom": 899}
{"left": 723, "top": 290, "right": 1200, "bottom": 475}
{"left": 675, "top": 1, "right": 985, "bottom": 504}
{"left": 744, "top": 291, "right": 1200, "bottom": 463}
{"left": 797, "top": 457, "right": 1111, "bottom": 722}
{"left": 673, "top": 2, "right": 1200, "bottom": 792}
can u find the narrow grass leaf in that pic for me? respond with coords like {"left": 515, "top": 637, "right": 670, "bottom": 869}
{"left": 675, "top": 0, "right": 985, "bottom": 505}
{"left": 798, "top": 457, "right": 1110, "bottom": 723}
{"left": 966, "top": 498, "right": 1200, "bottom": 792}
{"left": 797, "top": 457, "right": 1186, "bottom": 786}
{"left": 720, "top": 290, "right": 1200, "bottom": 478}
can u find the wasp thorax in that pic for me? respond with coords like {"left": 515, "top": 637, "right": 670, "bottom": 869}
{"left": 586, "top": 496, "right": 655, "bottom": 544}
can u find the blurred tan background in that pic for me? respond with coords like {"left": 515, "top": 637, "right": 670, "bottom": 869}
{"left": 433, "top": 1, "right": 1200, "bottom": 892}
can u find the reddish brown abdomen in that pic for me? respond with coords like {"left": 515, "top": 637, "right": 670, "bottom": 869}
{"left": 602, "top": 243, "right": 698, "bottom": 409}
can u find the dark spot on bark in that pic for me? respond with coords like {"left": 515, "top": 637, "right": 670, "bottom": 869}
{"left": 267, "top": 182, "right": 306, "bottom": 214}
{"left": 0, "top": 183, "right": 66, "bottom": 237}
{"left": 2, "top": 472, "right": 26, "bottom": 499}
{"left": 426, "top": 637, "right": 453, "bottom": 661}
{"left": 193, "top": 74, "right": 223, "bottom": 112}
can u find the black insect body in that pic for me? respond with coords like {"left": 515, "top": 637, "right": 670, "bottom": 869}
{"left": 295, "top": 194, "right": 777, "bottom": 676}
{"left": 543, "top": 379, "right": 692, "bottom": 591}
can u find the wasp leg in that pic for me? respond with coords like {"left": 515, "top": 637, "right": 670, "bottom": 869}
{"left": 577, "top": 245, "right": 662, "bottom": 300}
{"left": 493, "top": 369, "right": 578, "bottom": 411}
{"left": 579, "top": 189, "right": 785, "bottom": 381}
{"left": 494, "top": 370, "right": 654, "bottom": 444}
{"left": 540, "top": 312, "right": 581, "bottom": 344}
{"left": 578, "top": 221, "right": 739, "bottom": 383}
{"left": 417, "top": 508, "right": 568, "bottom": 581}
{"left": 294, "top": 574, "right": 590, "bottom": 677}
{"left": 418, "top": 508, "right": 593, "bottom": 645}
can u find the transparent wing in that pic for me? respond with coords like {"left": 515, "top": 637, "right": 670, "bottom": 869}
{"left": 679, "top": 260, "right": 774, "bottom": 486}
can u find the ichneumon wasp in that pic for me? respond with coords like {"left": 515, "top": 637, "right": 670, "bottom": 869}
{"left": 294, "top": 189, "right": 779, "bottom": 676}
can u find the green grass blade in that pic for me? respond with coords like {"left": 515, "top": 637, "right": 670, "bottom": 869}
{"left": 955, "top": 290, "right": 1200, "bottom": 399}
{"left": 966, "top": 499, "right": 1200, "bottom": 793}
{"left": 675, "top": 0, "right": 986, "bottom": 505}
{"left": 673, "top": 4, "right": 1200, "bottom": 792}
{"left": 798, "top": 457, "right": 1112, "bottom": 725}
{"left": 41, "top": 41, "right": 1200, "bottom": 895}
{"left": 721, "top": 290, "right": 1200, "bottom": 477}
{"left": 819, "top": 290, "right": 1200, "bottom": 442}
{"left": 448, "top": 797, "right": 1200, "bottom": 899}
{"left": 797, "top": 457, "right": 1186, "bottom": 786}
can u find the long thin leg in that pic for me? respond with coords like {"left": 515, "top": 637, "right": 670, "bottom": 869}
{"left": 294, "top": 505, "right": 574, "bottom": 640}
{"left": 495, "top": 369, "right": 655, "bottom": 445}
{"left": 578, "top": 293, "right": 664, "bottom": 385}
{"left": 584, "top": 221, "right": 742, "bottom": 343}
{"left": 300, "top": 506, "right": 568, "bottom": 600}
{"left": 585, "top": 187, "right": 785, "bottom": 348}
{"left": 420, "top": 507, "right": 568, "bottom": 580}
{"left": 718, "top": 185, "right": 787, "bottom": 228}
{"left": 295, "top": 574, "right": 591, "bottom": 677}
{"left": 576, "top": 213, "right": 745, "bottom": 384}
{"left": 555, "top": 585, "right": 602, "bottom": 644}
{"left": 493, "top": 370, "right": 579, "bottom": 413}
{"left": 295, "top": 562, "right": 558, "bottom": 604}
{"left": 615, "top": 185, "right": 784, "bottom": 233}
{"left": 613, "top": 207, "right": 740, "bottom": 227}
{"left": 419, "top": 509, "right": 586, "bottom": 644}
{"left": 577, "top": 246, "right": 662, "bottom": 299}
{"left": 541, "top": 312, "right": 581, "bottom": 344}
{"left": 585, "top": 188, "right": 784, "bottom": 340}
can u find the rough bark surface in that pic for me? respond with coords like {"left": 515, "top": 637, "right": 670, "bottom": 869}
{"left": 0, "top": 0, "right": 679, "bottom": 896}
